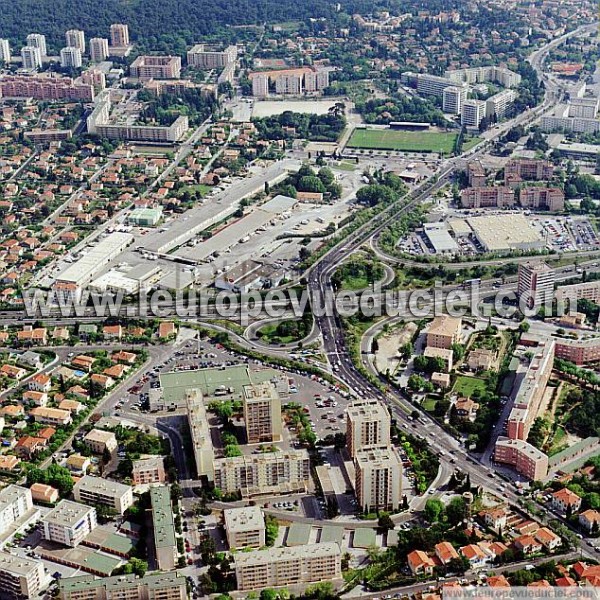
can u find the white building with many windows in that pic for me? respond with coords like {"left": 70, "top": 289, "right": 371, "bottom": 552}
{"left": 41, "top": 500, "right": 97, "bottom": 547}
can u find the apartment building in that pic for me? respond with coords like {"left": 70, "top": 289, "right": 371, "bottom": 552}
{"left": 186, "top": 389, "right": 216, "bottom": 482}
{"left": 213, "top": 450, "right": 310, "bottom": 497}
{"left": 0, "top": 552, "right": 45, "bottom": 599}
{"left": 110, "top": 24, "right": 129, "bottom": 48}
{"left": 94, "top": 116, "right": 188, "bottom": 142}
{"left": 29, "top": 407, "right": 71, "bottom": 426}
{"left": 506, "top": 338, "right": 555, "bottom": 440}
{"left": 505, "top": 159, "right": 554, "bottom": 182}
{"left": 355, "top": 446, "right": 403, "bottom": 512}
{"left": 568, "top": 97, "right": 599, "bottom": 119}
{"left": 60, "top": 47, "right": 82, "bottom": 69}
{"left": 485, "top": 89, "right": 517, "bottom": 119}
{"left": 442, "top": 85, "right": 468, "bottom": 115}
{"left": 26, "top": 34, "right": 47, "bottom": 57}
{"left": 275, "top": 74, "right": 303, "bottom": 95}
{"left": 224, "top": 506, "right": 266, "bottom": 549}
{"left": 243, "top": 382, "right": 282, "bottom": 444}
{"left": 461, "top": 99, "right": 487, "bottom": 128}
{"left": 59, "top": 572, "right": 187, "bottom": 600}
{"left": 460, "top": 186, "right": 515, "bottom": 208}
{"left": 467, "top": 161, "right": 486, "bottom": 187}
{"left": 20, "top": 46, "right": 42, "bottom": 70}
{"left": 83, "top": 429, "right": 117, "bottom": 455}
{"left": 0, "top": 75, "right": 94, "bottom": 102}
{"left": 305, "top": 70, "right": 329, "bottom": 92}
{"left": 186, "top": 44, "right": 237, "bottom": 69}
{"left": 517, "top": 262, "right": 555, "bottom": 310}
{"left": 130, "top": 55, "right": 182, "bottom": 80}
{"left": 73, "top": 476, "right": 133, "bottom": 514}
{"left": 252, "top": 74, "right": 269, "bottom": 98}
{"left": 234, "top": 542, "right": 341, "bottom": 591}
{"left": 346, "top": 399, "right": 391, "bottom": 458}
{"left": 132, "top": 456, "right": 166, "bottom": 485}
{"left": 555, "top": 281, "right": 600, "bottom": 305}
{"left": 65, "top": 30, "right": 85, "bottom": 54}
{"left": 519, "top": 187, "right": 564, "bottom": 211}
{"left": 150, "top": 485, "right": 177, "bottom": 571}
{"left": 426, "top": 316, "right": 462, "bottom": 350}
{"left": 554, "top": 337, "right": 600, "bottom": 365}
{"left": 90, "top": 38, "right": 109, "bottom": 63}
{"left": 414, "top": 73, "right": 455, "bottom": 97}
{"left": 494, "top": 437, "right": 548, "bottom": 480}
{"left": 0, "top": 485, "right": 33, "bottom": 536}
{"left": 41, "top": 500, "right": 97, "bottom": 547}
{"left": 541, "top": 107, "right": 600, "bottom": 134}
{"left": 0, "top": 39, "right": 11, "bottom": 65}
{"left": 445, "top": 66, "right": 521, "bottom": 88}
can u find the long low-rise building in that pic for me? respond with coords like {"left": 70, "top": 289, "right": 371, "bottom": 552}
{"left": 150, "top": 485, "right": 178, "bottom": 571}
{"left": 214, "top": 450, "right": 310, "bottom": 497}
{"left": 0, "top": 74, "right": 94, "bottom": 101}
{"left": 0, "top": 552, "right": 46, "bottom": 599}
{"left": 186, "top": 389, "right": 216, "bottom": 482}
{"left": 520, "top": 331, "right": 600, "bottom": 366}
{"left": 59, "top": 572, "right": 187, "bottom": 600}
{"left": 233, "top": 542, "right": 342, "bottom": 591}
{"left": 555, "top": 280, "right": 600, "bottom": 305}
{"left": 73, "top": 476, "right": 133, "bottom": 514}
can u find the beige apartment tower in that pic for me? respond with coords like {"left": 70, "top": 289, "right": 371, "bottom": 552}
{"left": 243, "top": 382, "right": 282, "bottom": 444}
{"left": 517, "top": 262, "right": 555, "bottom": 310}
{"left": 223, "top": 506, "right": 265, "bottom": 549}
{"left": 346, "top": 399, "right": 391, "bottom": 458}
{"left": 90, "top": 38, "right": 109, "bottom": 62}
{"left": 355, "top": 447, "right": 403, "bottom": 513}
{"left": 110, "top": 24, "right": 129, "bottom": 48}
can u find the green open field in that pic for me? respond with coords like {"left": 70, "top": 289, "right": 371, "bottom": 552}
{"left": 452, "top": 376, "right": 487, "bottom": 398}
{"left": 348, "top": 128, "right": 460, "bottom": 153}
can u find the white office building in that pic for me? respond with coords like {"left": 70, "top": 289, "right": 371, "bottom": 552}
{"left": 60, "top": 47, "right": 82, "bottom": 69}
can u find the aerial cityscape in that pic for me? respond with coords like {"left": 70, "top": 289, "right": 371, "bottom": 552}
{"left": 0, "top": 0, "right": 599, "bottom": 598}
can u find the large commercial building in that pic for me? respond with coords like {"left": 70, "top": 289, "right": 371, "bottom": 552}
{"left": 223, "top": 506, "right": 266, "bottom": 549}
{"left": 59, "top": 572, "right": 187, "bottom": 600}
{"left": 65, "top": 30, "right": 85, "bottom": 54}
{"left": 0, "top": 485, "right": 33, "bottom": 536}
{"left": 40, "top": 500, "right": 97, "bottom": 547}
{"left": 0, "top": 552, "right": 45, "bottom": 599}
{"left": 445, "top": 66, "right": 521, "bottom": 88}
{"left": 0, "top": 75, "right": 93, "bottom": 101}
{"left": 26, "top": 34, "right": 47, "bottom": 57}
{"left": 73, "top": 476, "right": 134, "bottom": 514}
{"left": 20, "top": 47, "right": 42, "bottom": 70}
{"left": 243, "top": 382, "right": 282, "bottom": 444}
{"left": 150, "top": 485, "right": 178, "bottom": 571}
{"left": 467, "top": 214, "right": 544, "bottom": 253}
{"left": 233, "top": 542, "right": 341, "bottom": 591}
{"left": 346, "top": 399, "right": 391, "bottom": 458}
{"left": 517, "top": 262, "right": 555, "bottom": 311}
{"left": 0, "top": 39, "right": 11, "bottom": 65}
{"left": 494, "top": 437, "right": 549, "bottom": 480}
{"left": 426, "top": 316, "right": 462, "bottom": 350}
{"left": 354, "top": 447, "right": 403, "bottom": 512}
{"left": 187, "top": 44, "right": 237, "bottom": 69}
{"left": 90, "top": 38, "right": 109, "bottom": 63}
{"left": 110, "top": 24, "right": 129, "bottom": 48}
{"left": 460, "top": 186, "right": 515, "bottom": 209}
{"left": 214, "top": 450, "right": 310, "bottom": 497}
{"left": 130, "top": 55, "right": 182, "bottom": 80}
{"left": 186, "top": 389, "right": 216, "bottom": 482}
{"left": 60, "top": 47, "right": 82, "bottom": 69}
{"left": 53, "top": 232, "right": 133, "bottom": 292}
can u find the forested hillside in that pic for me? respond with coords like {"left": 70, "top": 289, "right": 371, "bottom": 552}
{"left": 0, "top": 0, "right": 463, "bottom": 51}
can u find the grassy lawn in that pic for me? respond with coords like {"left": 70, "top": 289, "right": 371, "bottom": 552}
{"left": 177, "top": 184, "right": 212, "bottom": 197}
{"left": 463, "top": 137, "right": 482, "bottom": 151}
{"left": 257, "top": 323, "right": 297, "bottom": 344}
{"left": 341, "top": 274, "right": 371, "bottom": 290}
{"left": 548, "top": 426, "right": 569, "bottom": 456}
{"left": 348, "top": 128, "right": 459, "bottom": 153}
{"left": 452, "top": 375, "right": 487, "bottom": 398}
{"left": 333, "top": 160, "right": 357, "bottom": 172}
{"left": 422, "top": 397, "right": 437, "bottom": 412}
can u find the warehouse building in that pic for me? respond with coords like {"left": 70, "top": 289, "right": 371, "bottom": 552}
{"left": 467, "top": 214, "right": 543, "bottom": 252}
{"left": 423, "top": 222, "right": 459, "bottom": 254}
